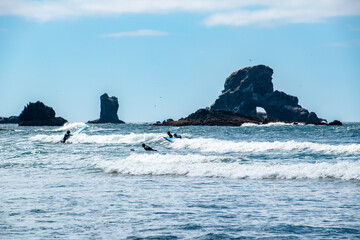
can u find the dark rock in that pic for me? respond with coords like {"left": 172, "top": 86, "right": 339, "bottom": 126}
{"left": 88, "top": 93, "right": 125, "bottom": 124}
{"left": 328, "top": 120, "right": 343, "bottom": 126}
{"left": 18, "top": 101, "right": 67, "bottom": 126}
{"left": 211, "top": 65, "right": 323, "bottom": 124}
{"left": 157, "top": 108, "right": 262, "bottom": 126}
{"left": 0, "top": 116, "right": 19, "bottom": 124}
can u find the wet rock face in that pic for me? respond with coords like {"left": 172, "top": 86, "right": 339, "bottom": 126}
{"left": 211, "top": 65, "right": 323, "bottom": 124}
{"left": 18, "top": 101, "right": 67, "bottom": 126}
{"left": 88, "top": 93, "right": 125, "bottom": 124}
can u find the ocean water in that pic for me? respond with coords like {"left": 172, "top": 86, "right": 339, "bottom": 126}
{"left": 1, "top": 122, "right": 360, "bottom": 239}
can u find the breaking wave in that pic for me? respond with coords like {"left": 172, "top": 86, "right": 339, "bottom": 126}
{"left": 30, "top": 132, "right": 165, "bottom": 144}
{"left": 241, "top": 122, "right": 304, "bottom": 127}
{"left": 94, "top": 153, "right": 360, "bottom": 181}
{"left": 170, "top": 138, "right": 360, "bottom": 154}
{"left": 30, "top": 132, "right": 360, "bottom": 155}
{"left": 55, "top": 122, "right": 86, "bottom": 131}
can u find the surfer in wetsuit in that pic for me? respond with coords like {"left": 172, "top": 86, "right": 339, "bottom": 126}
{"left": 142, "top": 143, "right": 156, "bottom": 151}
{"left": 61, "top": 130, "right": 71, "bottom": 143}
{"left": 174, "top": 133, "right": 182, "bottom": 139}
{"left": 168, "top": 131, "right": 182, "bottom": 139}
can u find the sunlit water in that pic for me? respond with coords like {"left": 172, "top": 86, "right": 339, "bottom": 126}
{"left": 1, "top": 122, "right": 360, "bottom": 239}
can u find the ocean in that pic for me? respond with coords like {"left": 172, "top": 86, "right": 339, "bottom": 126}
{"left": 1, "top": 122, "right": 360, "bottom": 239}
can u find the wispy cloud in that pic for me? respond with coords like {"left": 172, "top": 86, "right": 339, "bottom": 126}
{"left": 328, "top": 40, "right": 360, "bottom": 48}
{"left": 102, "top": 29, "right": 168, "bottom": 38}
{"left": 0, "top": 0, "right": 360, "bottom": 26}
{"left": 204, "top": 1, "right": 360, "bottom": 26}
{"left": 328, "top": 42, "right": 347, "bottom": 48}
{"left": 349, "top": 26, "right": 360, "bottom": 31}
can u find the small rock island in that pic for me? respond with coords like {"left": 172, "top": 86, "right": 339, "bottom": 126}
{"left": 159, "top": 65, "right": 341, "bottom": 126}
{"left": 18, "top": 101, "right": 67, "bottom": 126}
{"left": 88, "top": 93, "right": 125, "bottom": 124}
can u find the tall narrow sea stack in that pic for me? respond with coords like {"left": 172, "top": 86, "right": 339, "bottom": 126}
{"left": 88, "top": 93, "right": 125, "bottom": 124}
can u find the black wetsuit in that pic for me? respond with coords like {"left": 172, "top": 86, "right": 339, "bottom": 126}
{"left": 142, "top": 144, "right": 156, "bottom": 151}
{"left": 174, "top": 133, "right": 182, "bottom": 139}
{"left": 62, "top": 132, "right": 71, "bottom": 143}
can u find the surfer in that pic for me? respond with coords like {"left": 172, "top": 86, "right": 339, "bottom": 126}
{"left": 174, "top": 133, "right": 182, "bottom": 139}
{"left": 61, "top": 130, "right": 71, "bottom": 143}
{"left": 142, "top": 143, "right": 156, "bottom": 151}
{"left": 168, "top": 131, "right": 182, "bottom": 139}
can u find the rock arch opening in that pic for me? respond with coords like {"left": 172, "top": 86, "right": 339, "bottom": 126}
{"left": 256, "top": 107, "right": 267, "bottom": 120}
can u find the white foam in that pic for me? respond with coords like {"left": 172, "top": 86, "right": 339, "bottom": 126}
{"left": 241, "top": 122, "right": 304, "bottom": 127}
{"left": 30, "top": 131, "right": 360, "bottom": 155}
{"left": 30, "top": 132, "right": 165, "bottom": 144}
{"left": 170, "top": 138, "right": 360, "bottom": 154}
{"left": 94, "top": 154, "right": 360, "bottom": 181}
{"left": 56, "top": 122, "right": 86, "bottom": 131}
{"left": 30, "top": 134, "right": 63, "bottom": 143}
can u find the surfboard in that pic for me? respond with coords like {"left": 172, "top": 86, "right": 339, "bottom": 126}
{"left": 74, "top": 124, "right": 88, "bottom": 135}
{"left": 164, "top": 137, "right": 174, "bottom": 143}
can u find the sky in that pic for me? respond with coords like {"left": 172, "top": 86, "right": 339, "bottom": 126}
{"left": 0, "top": 0, "right": 359, "bottom": 123}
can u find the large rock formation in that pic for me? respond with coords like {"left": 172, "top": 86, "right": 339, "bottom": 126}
{"left": 157, "top": 65, "right": 342, "bottom": 126}
{"left": 0, "top": 116, "right": 19, "bottom": 124}
{"left": 18, "top": 101, "right": 67, "bottom": 126}
{"left": 210, "top": 65, "right": 324, "bottom": 124}
{"left": 88, "top": 93, "right": 125, "bottom": 124}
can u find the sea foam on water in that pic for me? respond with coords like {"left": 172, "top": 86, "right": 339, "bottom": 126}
{"left": 94, "top": 153, "right": 360, "bottom": 181}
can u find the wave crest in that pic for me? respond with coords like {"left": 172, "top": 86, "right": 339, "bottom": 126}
{"left": 94, "top": 154, "right": 360, "bottom": 181}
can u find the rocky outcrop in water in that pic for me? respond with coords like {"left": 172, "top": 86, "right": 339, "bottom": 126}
{"left": 18, "top": 101, "right": 67, "bottom": 126}
{"left": 0, "top": 116, "right": 19, "bottom": 124}
{"left": 157, "top": 108, "right": 267, "bottom": 126}
{"left": 210, "top": 65, "right": 324, "bottom": 124}
{"left": 156, "top": 65, "right": 342, "bottom": 126}
{"left": 88, "top": 93, "right": 125, "bottom": 124}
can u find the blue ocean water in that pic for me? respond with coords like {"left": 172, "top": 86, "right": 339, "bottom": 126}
{"left": 1, "top": 122, "right": 360, "bottom": 239}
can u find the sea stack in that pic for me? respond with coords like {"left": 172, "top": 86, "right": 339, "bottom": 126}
{"left": 88, "top": 93, "right": 125, "bottom": 124}
{"left": 210, "top": 65, "right": 324, "bottom": 124}
{"left": 158, "top": 65, "right": 338, "bottom": 126}
{"left": 18, "top": 101, "right": 67, "bottom": 126}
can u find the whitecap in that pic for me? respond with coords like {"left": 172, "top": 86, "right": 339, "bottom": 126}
{"left": 94, "top": 153, "right": 360, "bottom": 181}
{"left": 170, "top": 138, "right": 360, "bottom": 154}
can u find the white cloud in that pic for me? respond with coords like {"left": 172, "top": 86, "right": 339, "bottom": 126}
{"left": 328, "top": 42, "right": 347, "bottom": 48}
{"left": 328, "top": 40, "right": 360, "bottom": 48}
{"left": 350, "top": 26, "right": 360, "bottom": 31}
{"left": 102, "top": 29, "right": 168, "bottom": 37}
{"left": 0, "top": 0, "right": 360, "bottom": 26}
{"left": 204, "top": 1, "right": 360, "bottom": 26}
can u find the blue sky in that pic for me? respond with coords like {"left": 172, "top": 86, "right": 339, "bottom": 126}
{"left": 0, "top": 0, "right": 359, "bottom": 122}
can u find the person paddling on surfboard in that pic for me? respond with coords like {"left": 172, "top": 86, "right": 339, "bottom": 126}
{"left": 61, "top": 130, "right": 71, "bottom": 143}
{"left": 142, "top": 143, "right": 157, "bottom": 151}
